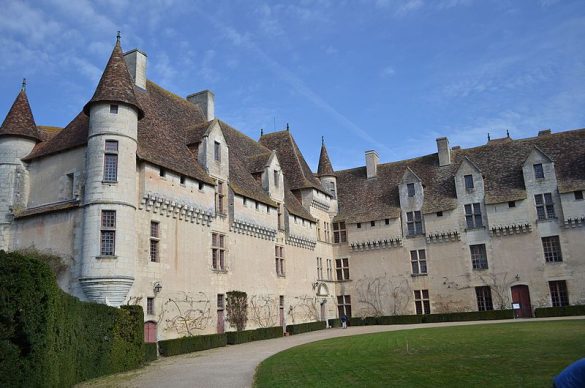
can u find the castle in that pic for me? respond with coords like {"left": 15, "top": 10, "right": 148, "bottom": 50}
{"left": 1, "top": 37, "right": 584, "bottom": 341}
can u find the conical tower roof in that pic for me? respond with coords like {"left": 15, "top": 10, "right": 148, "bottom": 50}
{"left": 0, "top": 81, "right": 41, "bottom": 141}
{"left": 317, "top": 138, "right": 335, "bottom": 177}
{"left": 83, "top": 35, "right": 144, "bottom": 119}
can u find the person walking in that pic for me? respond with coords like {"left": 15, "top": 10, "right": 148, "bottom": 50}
{"left": 341, "top": 314, "right": 348, "bottom": 329}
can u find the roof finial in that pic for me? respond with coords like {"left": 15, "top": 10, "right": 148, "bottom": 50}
{"left": 260, "top": 128, "right": 264, "bottom": 136}
{"left": 487, "top": 132, "right": 491, "bottom": 141}
{"left": 506, "top": 129, "right": 510, "bottom": 138}
{"left": 21, "top": 78, "right": 26, "bottom": 92}
{"left": 321, "top": 136, "right": 324, "bottom": 146}
{"left": 116, "top": 31, "right": 121, "bottom": 42}
{"left": 286, "top": 123, "right": 289, "bottom": 131}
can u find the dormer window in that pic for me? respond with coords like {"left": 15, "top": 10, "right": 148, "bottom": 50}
{"left": 534, "top": 163, "right": 544, "bottom": 179}
{"left": 109, "top": 104, "right": 118, "bottom": 114}
{"left": 214, "top": 141, "right": 221, "bottom": 162}
{"left": 407, "top": 183, "right": 415, "bottom": 197}
{"left": 464, "top": 175, "right": 474, "bottom": 190}
{"left": 274, "top": 170, "right": 279, "bottom": 187}
{"left": 574, "top": 191, "right": 583, "bottom": 200}
{"left": 508, "top": 201, "right": 516, "bottom": 208}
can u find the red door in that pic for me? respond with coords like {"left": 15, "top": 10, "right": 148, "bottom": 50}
{"left": 144, "top": 321, "right": 157, "bottom": 343}
{"left": 511, "top": 285, "right": 532, "bottom": 318}
{"left": 217, "top": 310, "right": 225, "bottom": 334}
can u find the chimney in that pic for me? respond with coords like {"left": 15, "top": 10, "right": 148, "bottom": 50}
{"left": 187, "top": 90, "right": 215, "bottom": 121}
{"left": 538, "top": 129, "right": 552, "bottom": 137}
{"left": 123, "top": 49, "right": 147, "bottom": 89}
{"left": 436, "top": 137, "right": 451, "bottom": 166}
{"left": 365, "top": 150, "right": 379, "bottom": 179}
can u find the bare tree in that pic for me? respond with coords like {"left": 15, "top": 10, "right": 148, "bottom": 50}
{"left": 158, "top": 291, "right": 212, "bottom": 336}
{"left": 479, "top": 272, "right": 515, "bottom": 310}
{"left": 355, "top": 274, "right": 413, "bottom": 317}
{"left": 125, "top": 295, "right": 143, "bottom": 306}
{"left": 432, "top": 293, "right": 471, "bottom": 313}
{"left": 249, "top": 295, "right": 278, "bottom": 328}
{"left": 288, "top": 295, "right": 319, "bottom": 323}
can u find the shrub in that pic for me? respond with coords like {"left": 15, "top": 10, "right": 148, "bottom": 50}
{"left": 226, "top": 326, "right": 282, "bottom": 345}
{"left": 421, "top": 309, "right": 513, "bottom": 323}
{"left": 534, "top": 305, "right": 585, "bottom": 318}
{"left": 226, "top": 291, "right": 248, "bottom": 331}
{"left": 144, "top": 343, "right": 158, "bottom": 363}
{"left": 0, "top": 251, "right": 144, "bottom": 387}
{"left": 328, "top": 318, "right": 341, "bottom": 328}
{"left": 158, "top": 333, "right": 227, "bottom": 356}
{"left": 286, "top": 321, "right": 327, "bottom": 335}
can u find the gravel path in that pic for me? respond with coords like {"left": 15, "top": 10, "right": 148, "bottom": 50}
{"left": 78, "top": 316, "right": 584, "bottom": 388}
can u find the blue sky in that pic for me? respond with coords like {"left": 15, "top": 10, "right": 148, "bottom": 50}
{"left": 1, "top": 0, "right": 584, "bottom": 170}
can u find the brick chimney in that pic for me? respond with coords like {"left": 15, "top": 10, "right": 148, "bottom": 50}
{"left": 187, "top": 90, "right": 215, "bottom": 121}
{"left": 365, "top": 150, "right": 379, "bottom": 179}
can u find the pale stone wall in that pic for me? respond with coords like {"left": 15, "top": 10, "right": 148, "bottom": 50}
{"left": 262, "top": 154, "right": 285, "bottom": 203}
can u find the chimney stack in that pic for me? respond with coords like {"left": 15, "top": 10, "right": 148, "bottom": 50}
{"left": 187, "top": 90, "right": 215, "bottom": 121}
{"left": 436, "top": 137, "right": 451, "bottom": 166}
{"left": 365, "top": 150, "right": 379, "bottom": 179}
{"left": 123, "top": 49, "right": 147, "bottom": 89}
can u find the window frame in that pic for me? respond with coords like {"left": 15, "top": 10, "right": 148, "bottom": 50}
{"left": 542, "top": 236, "right": 562, "bottom": 263}
{"left": 475, "top": 286, "right": 493, "bottom": 311}
{"left": 410, "top": 249, "right": 427, "bottom": 275}
{"left": 317, "top": 257, "right": 323, "bottom": 280}
{"left": 275, "top": 245, "right": 285, "bottom": 277}
{"left": 470, "top": 244, "right": 488, "bottom": 270}
{"left": 149, "top": 221, "right": 160, "bottom": 263}
{"left": 574, "top": 190, "right": 584, "bottom": 201}
{"left": 214, "top": 141, "right": 221, "bottom": 162}
{"left": 464, "top": 203, "right": 483, "bottom": 229}
{"left": 100, "top": 210, "right": 116, "bottom": 257}
{"left": 549, "top": 280, "right": 569, "bottom": 307}
{"left": 211, "top": 232, "right": 227, "bottom": 271}
{"left": 333, "top": 222, "right": 347, "bottom": 244}
{"left": 533, "top": 163, "right": 544, "bottom": 179}
{"left": 335, "top": 258, "right": 350, "bottom": 281}
{"left": 337, "top": 295, "right": 352, "bottom": 318}
{"left": 103, "top": 140, "right": 119, "bottom": 183}
{"left": 535, "top": 193, "right": 555, "bottom": 220}
{"left": 215, "top": 180, "right": 226, "bottom": 216}
{"left": 146, "top": 297, "right": 155, "bottom": 315}
{"left": 414, "top": 289, "right": 431, "bottom": 315}
{"left": 109, "top": 104, "right": 119, "bottom": 114}
{"left": 407, "top": 183, "right": 416, "bottom": 197}
{"left": 326, "top": 259, "right": 333, "bottom": 280}
{"left": 406, "top": 211, "right": 423, "bottom": 236}
{"left": 464, "top": 174, "right": 474, "bottom": 190}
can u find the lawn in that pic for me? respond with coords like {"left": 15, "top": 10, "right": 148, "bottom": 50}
{"left": 254, "top": 320, "right": 585, "bottom": 387}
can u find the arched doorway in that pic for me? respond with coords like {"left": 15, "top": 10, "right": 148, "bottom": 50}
{"left": 511, "top": 285, "right": 532, "bottom": 318}
{"left": 316, "top": 283, "right": 329, "bottom": 322}
{"left": 144, "top": 321, "right": 157, "bottom": 343}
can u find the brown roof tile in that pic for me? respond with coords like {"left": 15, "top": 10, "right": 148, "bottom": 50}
{"left": 317, "top": 141, "right": 335, "bottom": 177}
{"left": 0, "top": 89, "right": 41, "bottom": 141}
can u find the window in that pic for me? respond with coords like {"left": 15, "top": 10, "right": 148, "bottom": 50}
{"left": 470, "top": 244, "right": 488, "bottom": 270}
{"left": 214, "top": 141, "right": 221, "bottom": 162}
{"left": 337, "top": 295, "right": 352, "bottom": 317}
{"left": 336, "top": 258, "right": 350, "bottom": 281}
{"left": 275, "top": 246, "right": 285, "bottom": 277}
{"left": 542, "top": 236, "right": 562, "bottom": 263}
{"left": 317, "top": 257, "right": 323, "bottom": 280}
{"left": 146, "top": 297, "right": 155, "bottom": 315}
{"left": 407, "top": 183, "right": 415, "bottom": 197}
{"left": 436, "top": 211, "right": 443, "bottom": 217}
{"left": 575, "top": 191, "right": 584, "bottom": 200}
{"left": 535, "top": 193, "right": 555, "bottom": 220}
{"left": 211, "top": 232, "right": 226, "bottom": 271}
{"left": 549, "top": 281, "right": 569, "bottom": 307}
{"left": 215, "top": 181, "right": 226, "bottom": 215}
{"left": 534, "top": 163, "right": 544, "bottom": 179}
{"left": 109, "top": 104, "right": 118, "bottom": 114}
{"left": 217, "top": 294, "right": 225, "bottom": 310}
{"left": 333, "top": 222, "right": 347, "bottom": 243}
{"left": 180, "top": 176, "right": 186, "bottom": 185}
{"left": 357, "top": 223, "right": 361, "bottom": 229}
{"left": 100, "top": 210, "right": 116, "bottom": 256}
{"left": 406, "top": 211, "right": 423, "bottom": 236}
{"left": 410, "top": 249, "right": 427, "bottom": 275}
{"left": 414, "top": 290, "right": 431, "bottom": 315}
{"left": 464, "top": 174, "right": 474, "bottom": 190}
{"left": 323, "top": 222, "right": 331, "bottom": 243}
{"left": 329, "top": 181, "right": 335, "bottom": 196}
{"left": 198, "top": 181, "right": 204, "bottom": 191}
{"left": 274, "top": 170, "right": 279, "bottom": 187}
{"left": 150, "top": 221, "right": 160, "bottom": 262}
{"left": 255, "top": 202, "right": 260, "bottom": 211}
{"left": 370, "top": 221, "right": 376, "bottom": 227}
{"left": 508, "top": 201, "right": 516, "bottom": 208}
{"left": 465, "top": 203, "right": 483, "bottom": 229}
{"left": 103, "top": 140, "right": 118, "bottom": 182}
{"left": 385, "top": 218, "right": 390, "bottom": 225}
{"left": 475, "top": 286, "right": 493, "bottom": 311}
{"left": 326, "top": 259, "right": 333, "bottom": 280}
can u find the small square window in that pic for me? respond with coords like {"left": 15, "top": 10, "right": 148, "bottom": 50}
{"left": 436, "top": 211, "right": 443, "bottom": 217}
{"left": 575, "top": 191, "right": 584, "bottom": 200}
{"left": 370, "top": 221, "right": 375, "bottom": 227}
{"left": 357, "top": 223, "right": 361, "bottom": 229}
{"left": 464, "top": 175, "right": 474, "bottom": 190}
{"left": 508, "top": 201, "right": 516, "bottom": 208}
{"left": 385, "top": 218, "right": 390, "bottom": 225}
{"left": 180, "top": 176, "right": 186, "bottom": 185}
{"left": 110, "top": 104, "right": 118, "bottom": 114}
{"left": 198, "top": 181, "right": 204, "bottom": 191}
{"left": 159, "top": 168, "right": 166, "bottom": 177}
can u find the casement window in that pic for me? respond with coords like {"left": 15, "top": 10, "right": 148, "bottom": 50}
{"left": 333, "top": 222, "right": 347, "bottom": 243}
{"left": 534, "top": 163, "right": 544, "bottom": 179}
{"left": 549, "top": 280, "right": 569, "bottom": 307}
{"left": 326, "top": 259, "right": 333, "bottom": 280}
{"left": 217, "top": 294, "right": 225, "bottom": 310}
{"left": 275, "top": 246, "right": 285, "bottom": 277}
{"left": 407, "top": 183, "right": 415, "bottom": 197}
{"left": 211, "top": 232, "right": 226, "bottom": 271}
{"left": 335, "top": 258, "right": 350, "bottom": 281}
{"left": 575, "top": 190, "right": 584, "bottom": 200}
{"left": 109, "top": 104, "right": 118, "bottom": 114}
{"left": 103, "top": 140, "right": 118, "bottom": 182}
{"left": 542, "top": 236, "right": 562, "bottom": 263}
{"left": 535, "top": 193, "right": 555, "bottom": 220}
{"left": 406, "top": 211, "right": 423, "bottom": 236}
{"left": 274, "top": 170, "right": 279, "bottom": 188}
{"left": 464, "top": 174, "right": 474, "bottom": 190}
{"left": 329, "top": 181, "right": 335, "bottom": 197}
{"left": 150, "top": 221, "right": 160, "bottom": 262}
{"left": 215, "top": 181, "right": 226, "bottom": 216}
{"left": 414, "top": 290, "right": 431, "bottom": 315}
{"left": 323, "top": 222, "right": 331, "bottom": 242}
{"left": 337, "top": 295, "right": 352, "bottom": 318}
{"left": 464, "top": 203, "right": 483, "bottom": 229}
{"left": 317, "top": 257, "right": 323, "bottom": 280}
{"left": 146, "top": 297, "right": 155, "bottom": 315}
{"left": 475, "top": 286, "right": 493, "bottom": 311}
{"left": 470, "top": 244, "right": 488, "bottom": 270}
{"left": 410, "top": 249, "right": 427, "bottom": 275}
{"left": 100, "top": 210, "right": 116, "bottom": 256}
{"left": 214, "top": 141, "right": 221, "bottom": 162}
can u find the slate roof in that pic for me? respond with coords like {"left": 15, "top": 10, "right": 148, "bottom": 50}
{"left": 317, "top": 142, "right": 335, "bottom": 177}
{"left": 0, "top": 89, "right": 41, "bottom": 141}
{"left": 335, "top": 128, "right": 585, "bottom": 223}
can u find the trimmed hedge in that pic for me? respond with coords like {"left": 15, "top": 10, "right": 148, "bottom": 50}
{"left": 328, "top": 318, "right": 341, "bottom": 328}
{"left": 158, "top": 333, "right": 227, "bottom": 356}
{"left": 226, "top": 326, "right": 283, "bottom": 345}
{"left": 144, "top": 343, "right": 158, "bottom": 362}
{"left": 0, "top": 251, "right": 144, "bottom": 387}
{"left": 534, "top": 305, "right": 585, "bottom": 318}
{"left": 286, "top": 321, "right": 327, "bottom": 335}
{"left": 349, "top": 310, "right": 513, "bottom": 327}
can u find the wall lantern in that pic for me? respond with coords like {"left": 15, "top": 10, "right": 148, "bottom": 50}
{"left": 153, "top": 282, "right": 162, "bottom": 295}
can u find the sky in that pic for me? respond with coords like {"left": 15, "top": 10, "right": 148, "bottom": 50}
{"left": 1, "top": 0, "right": 584, "bottom": 170}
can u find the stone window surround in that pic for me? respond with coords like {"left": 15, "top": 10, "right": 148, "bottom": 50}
{"left": 414, "top": 289, "right": 430, "bottom": 315}
{"left": 410, "top": 249, "right": 427, "bottom": 276}
{"left": 103, "top": 140, "right": 119, "bottom": 183}
{"left": 335, "top": 258, "right": 350, "bottom": 281}
{"left": 542, "top": 235, "right": 562, "bottom": 263}
{"left": 100, "top": 209, "right": 116, "bottom": 257}
{"left": 275, "top": 245, "right": 285, "bottom": 277}
{"left": 475, "top": 286, "right": 493, "bottom": 311}
{"left": 470, "top": 244, "right": 488, "bottom": 270}
{"left": 150, "top": 220, "right": 160, "bottom": 263}
{"left": 549, "top": 280, "right": 569, "bottom": 307}
{"left": 211, "top": 232, "right": 227, "bottom": 272}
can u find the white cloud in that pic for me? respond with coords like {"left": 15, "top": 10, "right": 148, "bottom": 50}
{"left": 380, "top": 66, "right": 396, "bottom": 78}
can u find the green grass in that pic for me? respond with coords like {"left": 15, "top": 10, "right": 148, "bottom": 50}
{"left": 254, "top": 320, "right": 585, "bottom": 387}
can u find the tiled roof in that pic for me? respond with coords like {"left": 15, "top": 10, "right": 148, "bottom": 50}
{"left": 83, "top": 38, "right": 143, "bottom": 119}
{"left": 335, "top": 128, "right": 585, "bottom": 223}
{"left": 0, "top": 89, "right": 41, "bottom": 141}
{"left": 317, "top": 142, "right": 335, "bottom": 177}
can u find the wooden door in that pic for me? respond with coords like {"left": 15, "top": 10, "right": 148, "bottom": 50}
{"left": 511, "top": 285, "right": 532, "bottom": 318}
{"left": 144, "top": 321, "right": 157, "bottom": 343}
{"left": 320, "top": 301, "right": 326, "bottom": 322}
{"left": 217, "top": 310, "right": 225, "bottom": 334}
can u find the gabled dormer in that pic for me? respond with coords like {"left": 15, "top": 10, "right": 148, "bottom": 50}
{"left": 198, "top": 120, "right": 229, "bottom": 182}
{"left": 522, "top": 146, "right": 555, "bottom": 187}
{"left": 454, "top": 157, "right": 484, "bottom": 199}
{"left": 399, "top": 167, "right": 424, "bottom": 209}
{"left": 262, "top": 150, "right": 284, "bottom": 202}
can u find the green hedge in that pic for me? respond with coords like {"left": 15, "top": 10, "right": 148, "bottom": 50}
{"left": 158, "top": 333, "right": 227, "bottom": 356}
{"left": 144, "top": 343, "right": 158, "bottom": 362}
{"left": 226, "top": 326, "right": 283, "bottom": 345}
{"left": 0, "top": 251, "right": 144, "bottom": 387}
{"left": 349, "top": 310, "right": 513, "bottom": 327}
{"left": 534, "top": 305, "right": 585, "bottom": 318}
{"left": 286, "top": 321, "right": 327, "bottom": 335}
{"left": 328, "top": 318, "right": 341, "bottom": 328}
